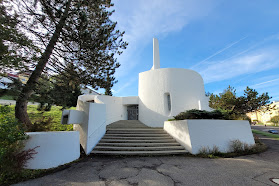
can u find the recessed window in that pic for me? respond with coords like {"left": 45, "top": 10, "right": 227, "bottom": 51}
{"left": 167, "top": 94, "right": 171, "bottom": 111}
{"left": 164, "top": 92, "right": 171, "bottom": 115}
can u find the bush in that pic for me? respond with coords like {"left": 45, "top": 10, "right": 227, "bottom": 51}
{"left": 197, "top": 138, "right": 267, "bottom": 158}
{"left": 4, "top": 105, "right": 73, "bottom": 132}
{"left": 229, "top": 139, "right": 265, "bottom": 154}
{"left": 173, "top": 109, "right": 228, "bottom": 120}
{"left": 0, "top": 105, "right": 37, "bottom": 184}
{"left": 270, "top": 116, "right": 279, "bottom": 124}
{"left": 198, "top": 145, "right": 222, "bottom": 158}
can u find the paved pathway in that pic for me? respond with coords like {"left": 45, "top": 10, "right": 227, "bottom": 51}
{"left": 15, "top": 136, "right": 279, "bottom": 186}
{"left": 252, "top": 125, "right": 279, "bottom": 133}
{"left": 0, "top": 99, "right": 39, "bottom": 105}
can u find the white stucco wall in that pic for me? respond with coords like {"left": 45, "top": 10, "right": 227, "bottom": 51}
{"left": 122, "top": 96, "right": 139, "bottom": 105}
{"left": 24, "top": 131, "right": 80, "bottom": 169}
{"left": 95, "top": 95, "right": 128, "bottom": 124}
{"left": 139, "top": 68, "right": 211, "bottom": 127}
{"left": 164, "top": 120, "right": 255, "bottom": 154}
{"left": 74, "top": 95, "right": 140, "bottom": 154}
{"left": 74, "top": 98, "right": 106, "bottom": 154}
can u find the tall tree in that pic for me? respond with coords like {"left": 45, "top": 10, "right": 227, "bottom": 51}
{"left": 3, "top": 0, "right": 127, "bottom": 129}
{"left": 209, "top": 86, "right": 271, "bottom": 119}
{"left": 51, "top": 63, "right": 82, "bottom": 108}
{"left": 0, "top": 0, "right": 39, "bottom": 74}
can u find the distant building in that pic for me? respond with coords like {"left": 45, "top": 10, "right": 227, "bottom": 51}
{"left": 0, "top": 72, "right": 30, "bottom": 88}
{"left": 247, "top": 101, "right": 279, "bottom": 124}
{"left": 80, "top": 86, "right": 100, "bottom": 95}
{"left": 18, "top": 73, "right": 30, "bottom": 84}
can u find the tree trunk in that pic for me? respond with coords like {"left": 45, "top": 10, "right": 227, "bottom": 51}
{"left": 15, "top": 0, "right": 72, "bottom": 129}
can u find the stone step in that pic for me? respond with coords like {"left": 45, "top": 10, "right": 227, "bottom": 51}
{"left": 102, "top": 136, "right": 173, "bottom": 140}
{"left": 106, "top": 130, "right": 166, "bottom": 134}
{"left": 107, "top": 128, "right": 164, "bottom": 131}
{"left": 92, "top": 120, "right": 186, "bottom": 156}
{"left": 107, "top": 124, "right": 149, "bottom": 128}
{"left": 104, "top": 133, "right": 170, "bottom": 137}
{"left": 91, "top": 150, "right": 187, "bottom": 155}
{"left": 99, "top": 139, "right": 176, "bottom": 143}
{"left": 97, "top": 142, "right": 181, "bottom": 147}
{"left": 94, "top": 146, "right": 185, "bottom": 151}
{"left": 107, "top": 120, "right": 150, "bottom": 129}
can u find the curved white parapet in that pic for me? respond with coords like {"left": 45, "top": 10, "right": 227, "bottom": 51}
{"left": 24, "top": 131, "right": 80, "bottom": 169}
{"left": 164, "top": 120, "right": 255, "bottom": 154}
{"left": 139, "top": 68, "right": 211, "bottom": 127}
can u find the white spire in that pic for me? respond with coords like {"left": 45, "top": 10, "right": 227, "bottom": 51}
{"left": 152, "top": 38, "right": 160, "bottom": 70}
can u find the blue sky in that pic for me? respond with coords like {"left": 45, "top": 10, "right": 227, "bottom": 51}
{"left": 105, "top": 0, "right": 279, "bottom": 101}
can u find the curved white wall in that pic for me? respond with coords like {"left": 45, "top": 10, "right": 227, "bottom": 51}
{"left": 139, "top": 68, "right": 210, "bottom": 127}
{"left": 24, "top": 131, "right": 80, "bottom": 169}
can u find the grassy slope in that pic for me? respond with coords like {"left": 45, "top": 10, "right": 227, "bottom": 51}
{"left": 6, "top": 105, "right": 73, "bottom": 131}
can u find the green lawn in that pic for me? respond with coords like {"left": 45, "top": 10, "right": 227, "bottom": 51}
{"left": 252, "top": 129, "right": 279, "bottom": 140}
{"left": 0, "top": 94, "right": 15, "bottom": 100}
{"left": 6, "top": 105, "right": 74, "bottom": 131}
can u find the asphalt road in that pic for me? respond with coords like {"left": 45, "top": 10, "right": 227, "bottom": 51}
{"left": 251, "top": 125, "right": 279, "bottom": 134}
{"left": 15, "top": 135, "right": 279, "bottom": 186}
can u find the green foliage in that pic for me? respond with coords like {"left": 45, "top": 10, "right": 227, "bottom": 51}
{"left": 229, "top": 140, "right": 260, "bottom": 154}
{"left": 27, "top": 105, "right": 73, "bottom": 131}
{"left": 0, "top": 93, "right": 14, "bottom": 100}
{"left": 173, "top": 109, "right": 228, "bottom": 120}
{"left": 270, "top": 116, "right": 279, "bottom": 124}
{"left": 252, "top": 129, "right": 279, "bottom": 140}
{"left": 197, "top": 139, "right": 267, "bottom": 158}
{"left": 50, "top": 64, "right": 82, "bottom": 109}
{"left": 1, "top": 78, "right": 24, "bottom": 100}
{"left": 2, "top": 0, "right": 127, "bottom": 127}
{"left": 198, "top": 145, "right": 222, "bottom": 158}
{"left": 0, "top": 105, "right": 37, "bottom": 184}
{"left": 4, "top": 105, "right": 73, "bottom": 132}
{"left": 0, "top": 0, "right": 39, "bottom": 74}
{"left": 209, "top": 86, "right": 271, "bottom": 119}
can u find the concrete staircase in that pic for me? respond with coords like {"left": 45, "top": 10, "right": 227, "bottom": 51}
{"left": 91, "top": 120, "right": 187, "bottom": 155}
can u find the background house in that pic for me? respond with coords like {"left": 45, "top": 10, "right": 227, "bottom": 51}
{"left": 247, "top": 101, "right": 279, "bottom": 124}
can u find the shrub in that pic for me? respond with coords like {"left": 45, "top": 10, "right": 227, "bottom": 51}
{"left": 270, "top": 116, "right": 279, "bottom": 124}
{"left": 29, "top": 116, "right": 53, "bottom": 132}
{"left": 229, "top": 139, "right": 265, "bottom": 154}
{"left": 173, "top": 109, "right": 228, "bottom": 120}
{"left": 230, "top": 139, "right": 244, "bottom": 153}
{"left": 198, "top": 145, "right": 222, "bottom": 158}
{"left": 0, "top": 105, "right": 37, "bottom": 184}
{"left": 197, "top": 139, "right": 267, "bottom": 158}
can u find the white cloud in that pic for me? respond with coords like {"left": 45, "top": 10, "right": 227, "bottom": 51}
{"left": 111, "top": 0, "right": 220, "bottom": 78}
{"left": 251, "top": 77, "right": 279, "bottom": 88}
{"left": 191, "top": 36, "right": 248, "bottom": 69}
{"left": 196, "top": 48, "right": 279, "bottom": 84}
{"left": 113, "top": 77, "right": 138, "bottom": 94}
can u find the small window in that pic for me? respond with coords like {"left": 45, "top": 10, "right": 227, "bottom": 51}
{"left": 167, "top": 94, "right": 171, "bottom": 111}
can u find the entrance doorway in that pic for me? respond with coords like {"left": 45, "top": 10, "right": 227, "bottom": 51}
{"left": 127, "top": 105, "right": 138, "bottom": 120}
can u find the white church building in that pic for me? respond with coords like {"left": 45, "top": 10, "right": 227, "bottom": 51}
{"left": 70, "top": 38, "right": 211, "bottom": 127}
{"left": 60, "top": 38, "right": 253, "bottom": 155}
{"left": 23, "top": 38, "right": 255, "bottom": 169}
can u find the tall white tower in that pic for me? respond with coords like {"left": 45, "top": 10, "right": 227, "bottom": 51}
{"left": 151, "top": 38, "right": 160, "bottom": 70}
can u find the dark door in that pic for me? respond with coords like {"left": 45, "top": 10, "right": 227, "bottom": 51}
{"left": 127, "top": 105, "right": 138, "bottom": 120}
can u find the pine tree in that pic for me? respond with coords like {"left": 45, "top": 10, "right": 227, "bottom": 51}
{"left": 3, "top": 0, "right": 128, "bottom": 129}
{"left": 0, "top": 0, "right": 38, "bottom": 74}
{"left": 209, "top": 86, "right": 271, "bottom": 119}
